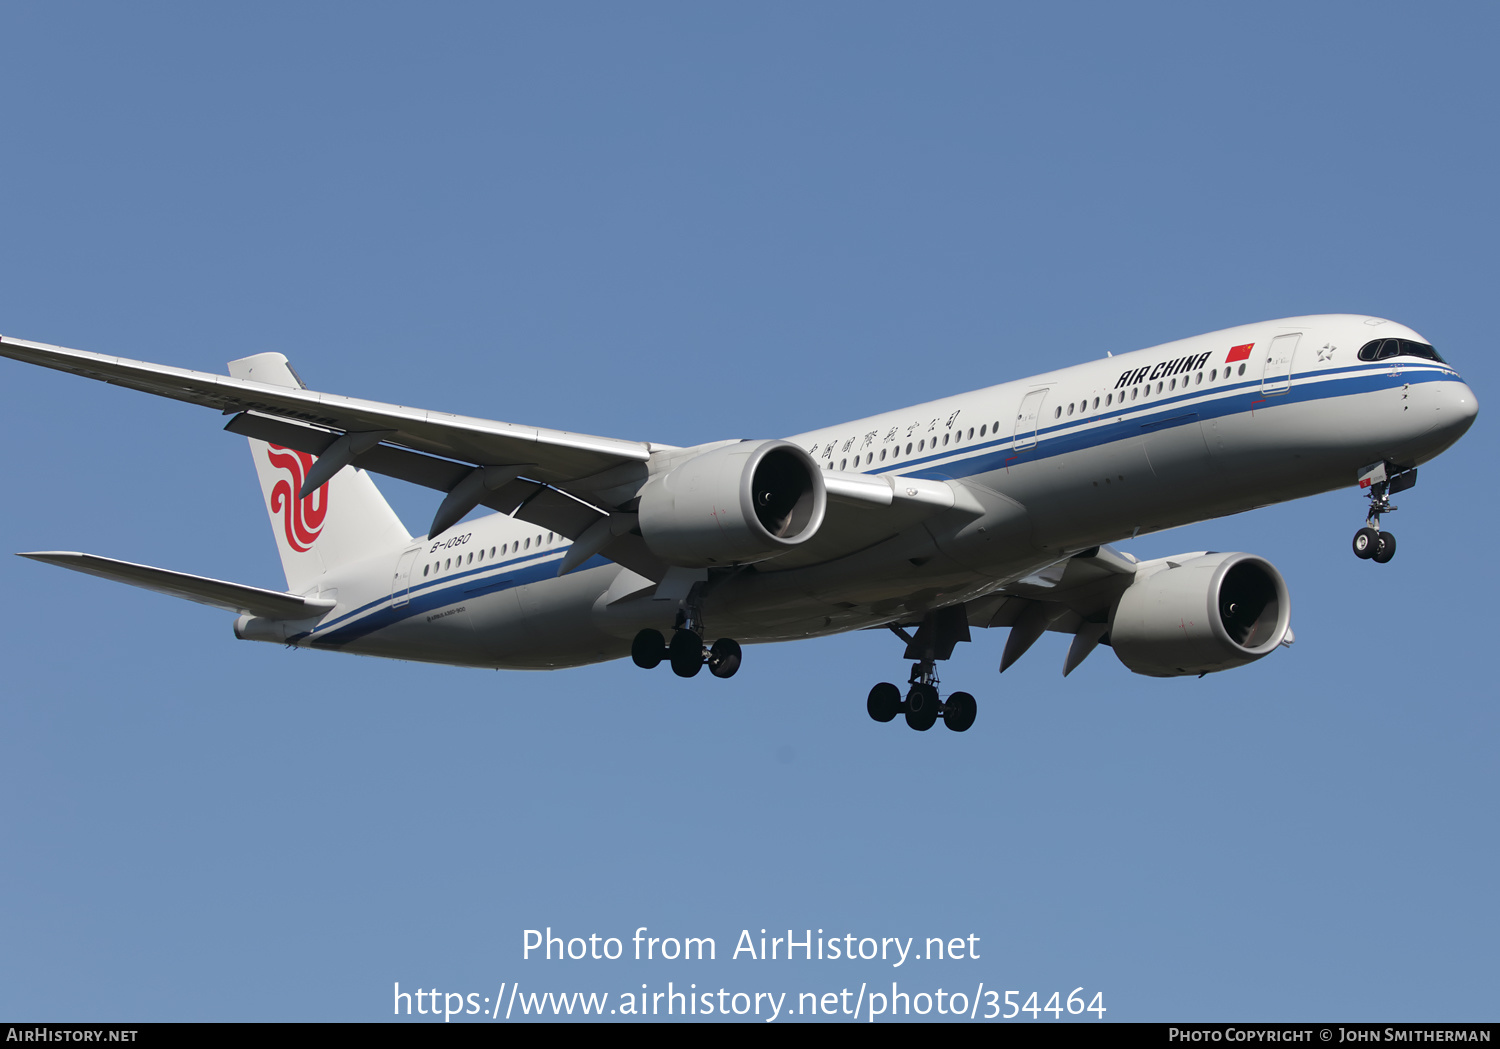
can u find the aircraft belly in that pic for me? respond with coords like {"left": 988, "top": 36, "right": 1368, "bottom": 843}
{"left": 487, "top": 567, "right": 629, "bottom": 668}
{"left": 334, "top": 599, "right": 486, "bottom": 665}
{"left": 702, "top": 527, "right": 1047, "bottom": 644}
{"left": 1207, "top": 390, "right": 1401, "bottom": 494}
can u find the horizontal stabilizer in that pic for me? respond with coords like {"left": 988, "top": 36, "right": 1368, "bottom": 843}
{"left": 17, "top": 552, "right": 336, "bottom": 620}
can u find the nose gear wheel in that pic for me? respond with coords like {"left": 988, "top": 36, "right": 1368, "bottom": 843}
{"left": 1351, "top": 463, "right": 1415, "bottom": 565}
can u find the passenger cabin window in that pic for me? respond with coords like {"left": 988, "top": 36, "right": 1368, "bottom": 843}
{"left": 1358, "top": 338, "right": 1444, "bottom": 363}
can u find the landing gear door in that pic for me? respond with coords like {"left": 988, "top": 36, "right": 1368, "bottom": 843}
{"left": 1261, "top": 333, "right": 1300, "bottom": 395}
{"left": 1012, "top": 387, "right": 1051, "bottom": 451}
{"left": 391, "top": 545, "right": 421, "bottom": 608}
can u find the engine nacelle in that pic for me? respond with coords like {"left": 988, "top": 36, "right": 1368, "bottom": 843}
{"left": 1109, "top": 552, "right": 1290, "bottom": 677}
{"left": 637, "top": 440, "right": 826, "bottom": 568}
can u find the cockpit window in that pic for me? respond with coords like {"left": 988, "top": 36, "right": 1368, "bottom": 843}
{"left": 1357, "top": 338, "right": 1445, "bottom": 364}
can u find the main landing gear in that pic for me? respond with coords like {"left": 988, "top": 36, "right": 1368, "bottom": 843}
{"left": 866, "top": 667, "right": 977, "bottom": 733}
{"left": 866, "top": 607, "right": 978, "bottom": 733}
{"left": 1351, "top": 462, "right": 1417, "bottom": 565}
{"left": 630, "top": 629, "right": 742, "bottom": 679}
{"left": 629, "top": 581, "right": 742, "bottom": 679}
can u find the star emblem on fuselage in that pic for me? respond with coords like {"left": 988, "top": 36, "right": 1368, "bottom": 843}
{"left": 1317, "top": 343, "right": 1336, "bottom": 362}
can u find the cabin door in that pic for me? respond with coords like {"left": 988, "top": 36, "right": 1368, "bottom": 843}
{"left": 1012, "top": 387, "right": 1051, "bottom": 450}
{"left": 1261, "top": 333, "right": 1301, "bottom": 395}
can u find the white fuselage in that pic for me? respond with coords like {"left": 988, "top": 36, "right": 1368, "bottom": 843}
{"left": 259, "top": 315, "right": 1475, "bottom": 669}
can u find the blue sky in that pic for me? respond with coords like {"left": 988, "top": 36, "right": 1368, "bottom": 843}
{"left": 1, "top": 3, "right": 1494, "bottom": 1022}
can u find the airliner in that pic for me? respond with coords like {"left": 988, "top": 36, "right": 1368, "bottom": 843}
{"left": 0, "top": 315, "right": 1477, "bottom": 732}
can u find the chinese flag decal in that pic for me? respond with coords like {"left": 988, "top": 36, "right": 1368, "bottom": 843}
{"left": 1226, "top": 343, "right": 1254, "bottom": 363}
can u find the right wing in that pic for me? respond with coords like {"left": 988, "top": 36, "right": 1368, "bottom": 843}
{"left": 960, "top": 545, "right": 1141, "bottom": 675}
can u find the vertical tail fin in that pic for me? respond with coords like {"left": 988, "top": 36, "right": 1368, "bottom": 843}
{"left": 228, "top": 353, "right": 411, "bottom": 593}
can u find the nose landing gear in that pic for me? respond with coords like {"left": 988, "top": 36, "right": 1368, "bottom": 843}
{"left": 1352, "top": 527, "right": 1396, "bottom": 564}
{"left": 1351, "top": 461, "right": 1415, "bottom": 565}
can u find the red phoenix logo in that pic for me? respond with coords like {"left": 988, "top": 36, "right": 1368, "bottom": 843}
{"left": 267, "top": 445, "right": 329, "bottom": 552}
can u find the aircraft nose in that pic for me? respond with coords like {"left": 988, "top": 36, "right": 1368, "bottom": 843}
{"left": 1439, "top": 379, "right": 1479, "bottom": 433}
{"left": 1419, "top": 379, "right": 1478, "bottom": 450}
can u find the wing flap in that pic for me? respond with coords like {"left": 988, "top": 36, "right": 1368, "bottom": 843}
{"left": 18, "top": 551, "right": 336, "bottom": 620}
{"left": 965, "top": 545, "right": 1143, "bottom": 674}
{"left": 224, "top": 412, "right": 474, "bottom": 493}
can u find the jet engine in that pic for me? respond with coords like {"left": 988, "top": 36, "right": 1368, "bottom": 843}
{"left": 636, "top": 440, "right": 826, "bottom": 567}
{"left": 1109, "top": 552, "right": 1290, "bottom": 677}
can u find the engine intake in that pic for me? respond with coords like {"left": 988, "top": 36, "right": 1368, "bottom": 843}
{"left": 1109, "top": 552, "right": 1290, "bottom": 677}
{"left": 637, "top": 440, "right": 826, "bottom": 567}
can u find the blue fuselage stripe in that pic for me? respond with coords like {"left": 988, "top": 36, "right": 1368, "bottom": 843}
{"left": 301, "top": 362, "right": 1455, "bottom": 648}
{"left": 291, "top": 552, "right": 611, "bottom": 647}
{"left": 864, "top": 363, "right": 1452, "bottom": 480}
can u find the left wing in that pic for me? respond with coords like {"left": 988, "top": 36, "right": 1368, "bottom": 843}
{"left": 0, "top": 335, "right": 675, "bottom": 576}
{"left": 18, "top": 551, "right": 336, "bottom": 620}
{"left": 0, "top": 335, "right": 653, "bottom": 482}
{"left": 1, "top": 335, "right": 984, "bottom": 581}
